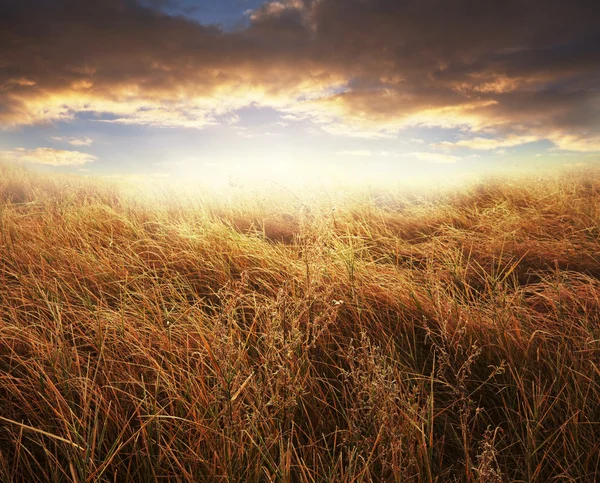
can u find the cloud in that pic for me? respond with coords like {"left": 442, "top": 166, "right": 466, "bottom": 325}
{"left": 410, "top": 152, "right": 459, "bottom": 164}
{"left": 1, "top": 147, "right": 97, "bottom": 166}
{"left": 436, "top": 135, "right": 540, "bottom": 151}
{"left": 547, "top": 133, "right": 600, "bottom": 152}
{"left": 67, "top": 137, "right": 94, "bottom": 147}
{"left": 225, "top": 114, "right": 241, "bottom": 125}
{"left": 0, "top": 0, "right": 599, "bottom": 151}
{"left": 52, "top": 136, "right": 94, "bottom": 146}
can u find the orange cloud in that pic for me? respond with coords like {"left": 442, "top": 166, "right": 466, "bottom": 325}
{"left": 436, "top": 135, "right": 540, "bottom": 151}
{"left": 1, "top": 148, "right": 97, "bottom": 166}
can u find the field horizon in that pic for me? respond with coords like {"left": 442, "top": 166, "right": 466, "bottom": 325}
{"left": 1, "top": 161, "right": 600, "bottom": 482}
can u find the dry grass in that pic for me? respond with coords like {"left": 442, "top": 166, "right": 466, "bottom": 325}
{"left": 1, "top": 161, "right": 600, "bottom": 482}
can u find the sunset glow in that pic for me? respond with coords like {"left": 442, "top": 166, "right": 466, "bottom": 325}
{"left": 1, "top": 0, "right": 598, "bottom": 185}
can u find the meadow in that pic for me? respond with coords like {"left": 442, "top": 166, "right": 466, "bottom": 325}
{"left": 1, "top": 161, "right": 599, "bottom": 482}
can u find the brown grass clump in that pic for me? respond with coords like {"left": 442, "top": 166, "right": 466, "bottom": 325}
{"left": 1, "top": 161, "right": 600, "bottom": 482}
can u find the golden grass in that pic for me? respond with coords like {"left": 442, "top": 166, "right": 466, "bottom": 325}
{"left": 1, "top": 161, "right": 600, "bottom": 482}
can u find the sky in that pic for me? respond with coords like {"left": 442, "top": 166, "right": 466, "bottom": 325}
{"left": 1, "top": 0, "right": 599, "bottom": 187}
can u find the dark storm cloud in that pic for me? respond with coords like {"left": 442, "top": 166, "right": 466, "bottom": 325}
{"left": 1, "top": 0, "right": 599, "bottom": 149}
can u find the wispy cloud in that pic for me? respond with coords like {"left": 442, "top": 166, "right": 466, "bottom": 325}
{"left": 1, "top": 147, "right": 97, "bottom": 166}
{"left": 436, "top": 135, "right": 540, "bottom": 151}
{"left": 410, "top": 152, "right": 459, "bottom": 164}
{"left": 548, "top": 134, "right": 600, "bottom": 152}
{"left": 52, "top": 136, "right": 94, "bottom": 146}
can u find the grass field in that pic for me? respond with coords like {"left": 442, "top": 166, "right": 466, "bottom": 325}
{"left": 1, "top": 161, "right": 599, "bottom": 482}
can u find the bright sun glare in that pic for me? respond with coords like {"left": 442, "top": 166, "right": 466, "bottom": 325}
{"left": 157, "top": 153, "right": 477, "bottom": 194}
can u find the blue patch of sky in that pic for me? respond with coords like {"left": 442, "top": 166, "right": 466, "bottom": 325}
{"left": 160, "top": 0, "right": 267, "bottom": 30}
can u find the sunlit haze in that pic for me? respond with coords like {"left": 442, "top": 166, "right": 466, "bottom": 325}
{"left": 1, "top": 0, "right": 598, "bottom": 189}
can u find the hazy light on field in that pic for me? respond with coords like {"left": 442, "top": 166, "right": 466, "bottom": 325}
{"left": 120, "top": 155, "right": 484, "bottom": 199}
